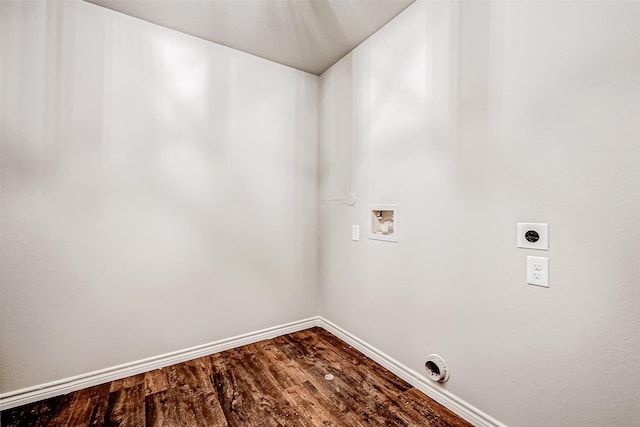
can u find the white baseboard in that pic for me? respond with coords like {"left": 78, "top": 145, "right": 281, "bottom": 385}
{"left": 0, "top": 317, "right": 318, "bottom": 411}
{"left": 316, "top": 317, "right": 507, "bottom": 427}
{"left": 1, "top": 315, "right": 505, "bottom": 427}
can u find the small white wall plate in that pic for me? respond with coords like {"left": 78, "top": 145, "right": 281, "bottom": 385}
{"left": 352, "top": 225, "right": 360, "bottom": 241}
{"left": 517, "top": 223, "right": 548, "bottom": 250}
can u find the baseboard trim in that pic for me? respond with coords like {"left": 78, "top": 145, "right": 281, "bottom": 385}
{"left": 316, "top": 317, "right": 507, "bottom": 427}
{"left": 2, "top": 315, "right": 504, "bottom": 426}
{"left": 0, "top": 317, "right": 319, "bottom": 411}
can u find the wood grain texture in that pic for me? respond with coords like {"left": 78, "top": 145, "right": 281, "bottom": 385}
{"left": 0, "top": 327, "right": 473, "bottom": 426}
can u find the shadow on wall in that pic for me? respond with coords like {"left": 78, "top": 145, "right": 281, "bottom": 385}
{"left": 0, "top": 0, "right": 318, "bottom": 393}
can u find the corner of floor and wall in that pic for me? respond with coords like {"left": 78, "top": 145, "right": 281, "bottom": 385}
{"left": 2, "top": 1, "right": 640, "bottom": 426}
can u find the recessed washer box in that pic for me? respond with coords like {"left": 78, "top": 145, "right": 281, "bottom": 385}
{"left": 517, "top": 223, "right": 548, "bottom": 250}
{"left": 369, "top": 205, "right": 399, "bottom": 242}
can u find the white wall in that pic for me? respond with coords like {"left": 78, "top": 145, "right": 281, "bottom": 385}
{"left": 319, "top": 1, "right": 640, "bottom": 426}
{"left": 3, "top": 0, "right": 640, "bottom": 424}
{"left": 0, "top": 0, "right": 318, "bottom": 393}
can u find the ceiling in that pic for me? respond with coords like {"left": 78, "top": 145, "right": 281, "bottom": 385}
{"left": 85, "top": 0, "right": 415, "bottom": 75}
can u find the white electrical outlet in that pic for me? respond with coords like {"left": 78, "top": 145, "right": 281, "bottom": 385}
{"left": 352, "top": 225, "right": 360, "bottom": 241}
{"left": 527, "top": 256, "right": 549, "bottom": 287}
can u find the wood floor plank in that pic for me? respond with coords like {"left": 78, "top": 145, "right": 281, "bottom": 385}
{"left": 228, "top": 345, "right": 301, "bottom": 425}
{"left": 144, "top": 369, "right": 169, "bottom": 397}
{"left": 173, "top": 362, "right": 215, "bottom": 397}
{"left": 254, "top": 341, "right": 299, "bottom": 390}
{"left": 281, "top": 384, "right": 336, "bottom": 427}
{"left": 173, "top": 391, "right": 219, "bottom": 426}
{"left": 63, "top": 383, "right": 111, "bottom": 427}
{"left": 402, "top": 388, "right": 472, "bottom": 427}
{"left": 110, "top": 374, "right": 145, "bottom": 393}
{"left": 105, "top": 383, "right": 145, "bottom": 426}
{"left": 211, "top": 367, "right": 262, "bottom": 426}
{"left": 86, "top": 388, "right": 111, "bottom": 427}
{"left": 145, "top": 388, "right": 182, "bottom": 427}
{"left": 266, "top": 335, "right": 381, "bottom": 425}
{"left": 185, "top": 356, "right": 213, "bottom": 377}
{"left": 183, "top": 392, "right": 228, "bottom": 426}
{"left": 0, "top": 394, "right": 72, "bottom": 427}
{"left": 226, "top": 352, "right": 296, "bottom": 425}
{"left": 1, "top": 328, "right": 473, "bottom": 427}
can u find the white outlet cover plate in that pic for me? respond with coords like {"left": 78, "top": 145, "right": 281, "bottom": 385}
{"left": 527, "top": 256, "right": 549, "bottom": 287}
{"left": 517, "top": 223, "right": 548, "bottom": 250}
{"left": 352, "top": 225, "right": 360, "bottom": 241}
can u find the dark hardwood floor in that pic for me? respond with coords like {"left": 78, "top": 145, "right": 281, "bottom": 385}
{"left": 1, "top": 327, "right": 472, "bottom": 426}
